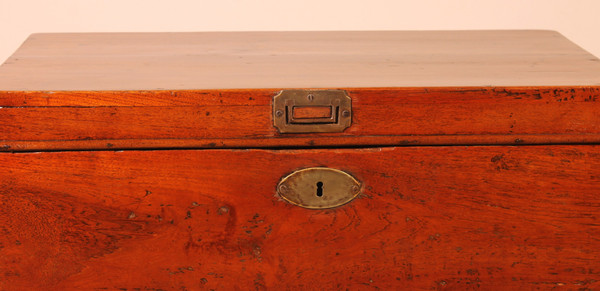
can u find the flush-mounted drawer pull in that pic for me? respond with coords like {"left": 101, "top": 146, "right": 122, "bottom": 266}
{"left": 273, "top": 89, "right": 352, "bottom": 133}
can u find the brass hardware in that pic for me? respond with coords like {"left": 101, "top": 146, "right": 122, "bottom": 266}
{"left": 277, "top": 167, "right": 361, "bottom": 209}
{"left": 273, "top": 90, "right": 352, "bottom": 133}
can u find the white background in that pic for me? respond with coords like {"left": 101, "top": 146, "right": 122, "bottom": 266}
{"left": 1, "top": 0, "right": 599, "bottom": 63}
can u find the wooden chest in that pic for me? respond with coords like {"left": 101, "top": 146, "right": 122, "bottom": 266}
{"left": 1, "top": 31, "right": 599, "bottom": 290}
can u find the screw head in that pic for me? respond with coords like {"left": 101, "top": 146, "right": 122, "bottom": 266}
{"left": 351, "top": 185, "right": 360, "bottom": 193}
{"left": 342, "top": 110, "right": 350, "bottom": 117}
{"left": 307, "top": 94, "right": 314, "bottom": 101}
{"left": 218, "top": 206, "right": 230, "bottom": 215}
{"left": 275, "top": 110, "right": 284, "bottom": 117}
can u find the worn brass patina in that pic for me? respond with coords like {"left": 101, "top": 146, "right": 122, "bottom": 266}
{"left": 273, "top": 89, "right": 352, "bottom": 133}
{"left": 277, "top": 167, "right": 361, "bottom": 209}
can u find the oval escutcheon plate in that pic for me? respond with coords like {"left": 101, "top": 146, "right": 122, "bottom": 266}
{"left": 277, "top": 167, "right": 361, "bottom": 209}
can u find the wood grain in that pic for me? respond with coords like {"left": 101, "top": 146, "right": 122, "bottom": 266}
{"left": 1, "top": 87, "right": 599, "bottom": 151}
{"left": 0, "top": 31, "right": 599, "bottom": 91}
{"left": 1, "top": 146, "right": 599, "bottom": 289}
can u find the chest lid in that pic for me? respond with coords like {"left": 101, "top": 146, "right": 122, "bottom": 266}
{"left": 1, "top": 30, "right": 599, "bottom": 151}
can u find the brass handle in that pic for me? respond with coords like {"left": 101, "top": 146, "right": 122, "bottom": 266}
{"left": 273, "top": 90, "right": 352, "bottom": 133}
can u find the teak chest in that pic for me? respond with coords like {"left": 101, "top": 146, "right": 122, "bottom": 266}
{"left": 1, "top": 30, "right": 600, "bottom": 290}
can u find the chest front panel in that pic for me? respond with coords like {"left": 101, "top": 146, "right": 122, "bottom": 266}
{"left": 1, "top": 146, "right": 599, "bottom": 289}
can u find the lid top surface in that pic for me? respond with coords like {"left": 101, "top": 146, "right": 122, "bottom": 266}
{"left": 0, "top": 30, "right": 599, "bottom": 91}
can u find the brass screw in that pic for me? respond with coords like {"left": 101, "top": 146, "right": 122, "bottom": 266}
{"left": 218, "top": 206, "right": 229, "bottom": 214}
{"left": 307, "top": 94, "right": 314, "bottom": 101}
{"left": 275, "top": 110, "right": 284, "bottom": 117}
{"left": 342, "top": 110, "right": 350, "bottom": 117}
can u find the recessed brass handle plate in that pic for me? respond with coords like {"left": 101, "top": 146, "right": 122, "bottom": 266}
{"left": 273, "top": 89, "right": 352, "bottom": 133}
{"left": 277, "top": 167, "right": 361, "bottom": 209}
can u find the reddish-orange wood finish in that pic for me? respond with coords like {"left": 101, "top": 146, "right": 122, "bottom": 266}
{"left": 1, "top": 146, "right": 599, "bottom": 290}
{"left": 2, "top": 87, "right": 600, "bottom": 151}
{"left": 292, "top": 106, "right": 332, "bottom": 119}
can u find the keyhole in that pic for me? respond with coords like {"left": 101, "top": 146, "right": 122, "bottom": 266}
{"left": 316, "top": 181, "right": 324, "bottom": 197}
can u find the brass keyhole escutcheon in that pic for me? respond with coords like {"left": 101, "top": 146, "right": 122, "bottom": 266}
{"left": 277, "top": 167, "right": 361, "bottom": 209}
